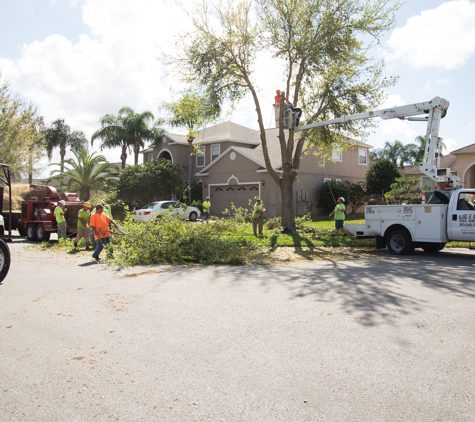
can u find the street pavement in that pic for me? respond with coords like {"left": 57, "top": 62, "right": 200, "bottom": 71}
{"left": 0, "top": 238, "right": 474, "bottom": 421}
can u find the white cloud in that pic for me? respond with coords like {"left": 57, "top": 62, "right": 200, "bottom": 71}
{"left": 443, "top": 137, "right": 459, "bottom": 154}
{"left": 386, "top": 0, "right": 475, "bottom": 69}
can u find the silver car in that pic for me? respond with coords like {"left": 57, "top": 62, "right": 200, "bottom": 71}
{"left": 133, "top": 200, "right": 200, "bottom": 222}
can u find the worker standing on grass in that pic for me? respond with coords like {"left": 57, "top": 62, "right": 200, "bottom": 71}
{"left": 252, "top": 198, "right": 266, "bottom": 236}
{"left": 55, "top": 200, "right": 67, "bottom": 241}
{"left": 75, "top": 201, "right": 92, "bottom": 250}
{"left": 329, "top": 197, "right": 349, "bottom": 236}
{"left": 89, "top": 204, "right": 119, "bottom": 262}
{"left": 202, "top": 197, "right": 211, "bottom": 222}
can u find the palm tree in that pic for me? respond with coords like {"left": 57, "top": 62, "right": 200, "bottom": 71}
{"left": 47, "top": 150, "right": 118, "bottom": 201}
{"left": 92, "top": 113, "right": 130, "bottom": 169}
{"left": 118, "top": 107, "right": 155, "bottom": 165}
{"left": 45, "top": 119, "right": 88, "bottom": 172}
{"left": 382, "top": 140, "right": 404, "bottom": 167}
{"left": 413, "top": 134, "right": 446, "bottom": 165}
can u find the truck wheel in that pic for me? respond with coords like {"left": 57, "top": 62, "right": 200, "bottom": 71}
{"left": 387, "top": 229, "right": 413, "bottom": 255}
{"left": 421, "top": 242, "right": 446, "bottom": 252}
{"left": 36, "top": 225, "right": 51, "bottom": 242}
{"left": 188, "top": 212, "right": 197, "bottom": 222}
{"left": 26, "top": 223, "right": 37, "bottom": 242}
{"left": 0, "top": 239, "right": 11, "bottom": 283}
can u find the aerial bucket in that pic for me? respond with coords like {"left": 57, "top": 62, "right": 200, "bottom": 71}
{"left": 427, "top": 191, "right": 450, "bottom": 204}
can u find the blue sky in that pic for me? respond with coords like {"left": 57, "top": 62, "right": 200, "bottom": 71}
{"left": 1, "top": 0, "right": 474, "bottom": 174}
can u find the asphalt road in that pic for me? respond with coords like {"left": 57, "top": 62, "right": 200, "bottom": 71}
{"left": 1, "top": 238, "right": 474, "bottom": 421}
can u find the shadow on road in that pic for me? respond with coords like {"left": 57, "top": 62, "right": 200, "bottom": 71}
{"left": 214, "top": 249, "right": 475, "bottom": 327}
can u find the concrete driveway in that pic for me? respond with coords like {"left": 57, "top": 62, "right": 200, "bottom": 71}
{"left": 1, "top": 238, "right": 474, "bottom": 421}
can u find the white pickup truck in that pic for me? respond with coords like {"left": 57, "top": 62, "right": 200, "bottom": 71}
{"left": 346, "top": 189, "right": 475, "bottom": 254}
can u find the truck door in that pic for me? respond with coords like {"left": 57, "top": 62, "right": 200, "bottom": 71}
{"left": 447, "top": 191, "right": 475, "bottom": 241}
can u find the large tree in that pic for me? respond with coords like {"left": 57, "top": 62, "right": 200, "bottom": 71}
{"left": 47, "top": 150, "right": 118, "bottom": 201}
{"left": 0, "top": 75, "right": 45, "bottom": 179}
{"left": 117, "top": 159, "right": 187, "bottom": 207}
{"left": 364, "top": 159, "right": 400, "bottom": 197}
{"left": 45, "top": 119, "right": 88, "bottom": 173}
{"left": 170, "top": 0, "right": 400, "bottom": 230}
{"left": 163, "top": 91, "right": 219, "bottom": 203}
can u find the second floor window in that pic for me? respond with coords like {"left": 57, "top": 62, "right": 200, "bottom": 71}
{"left": 358, "top": 148, "right": 367, "bottom": 165}
{"left": 197, "top": 146, "right": 205, "bottom": 167}
{"left": 332, "top": 146, "right": 342, "bottom": 162}
{"left": 211, "top": 144, "right": 220, "bottom": 161}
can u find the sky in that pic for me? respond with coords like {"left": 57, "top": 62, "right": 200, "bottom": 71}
{"left": 1, "top": 0, "right": 475, "bottom": 176}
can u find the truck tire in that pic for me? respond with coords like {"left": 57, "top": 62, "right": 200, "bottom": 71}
{"left": 36, "top": 224, "right": 51, "bottom": 242}
{"left": 421, "top": 242, "right": 446, "bottom": 252}
{"left": 26, "top": 223, "right": 37, "bottom": 242}
{"left": 387, "top": 229, "right": 414, "bottom": 255}
{"left": 0, "top": 239, "right": 11, "bottom": 282}
{"left": 18, "top": 225, "right": 27, "bottom": 237}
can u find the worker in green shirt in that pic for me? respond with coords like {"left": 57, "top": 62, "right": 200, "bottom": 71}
{"left": 202, "top": 197, "right": 211, "bottom": 222}
{"left": 252, "top": 198, "right": 266, "bottom": 236}
{"left": 54, "top": 200, "right": 67, "bottom": 240}
{"left": 329, "top": 197, "right": 348, "bottom": 236}
{"left": 75, "top": 201, "right": 92, "bottom": 250}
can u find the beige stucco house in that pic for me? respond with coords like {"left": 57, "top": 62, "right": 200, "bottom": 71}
{"left": 402, "top": 144, "right": 475, "bottom": 189}
{"left": 140, "top": 122, "right": 371, "bottom": 217}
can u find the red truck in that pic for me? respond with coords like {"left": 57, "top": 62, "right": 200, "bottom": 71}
{"left": 11, "top": 185, "right": 84, "bottom": 242}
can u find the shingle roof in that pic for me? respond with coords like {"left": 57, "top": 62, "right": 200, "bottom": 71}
{"left": 451, "top": 143, "right": 475, "bottom": 154}
{"left": 163, "top": 121, "right": 261, "bottom": 146}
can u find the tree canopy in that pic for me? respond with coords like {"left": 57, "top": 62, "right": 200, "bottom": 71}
{"left": 0, "top": 75, "right": 45, "bottom": 179}
{"left": 116, "top": 159, "right": 187, "bottom": 207}
{"left": 364, "top": 159, "right": 400, "bottom": 197}
{"left": 45, "top": 119, "right": 88, "bottom": 173}
{"left": 47, "top": 150, "right": 119, "bottom": 201}
{"left": 163, "top": 91, "right": 219, "bottom": 202}
{"left": 170, "top": 0, "right": 400, "bottom": 229}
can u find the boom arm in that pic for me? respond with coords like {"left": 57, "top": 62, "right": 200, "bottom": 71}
{"left": 286, "top": 97, "right": 459, "bottom": 188}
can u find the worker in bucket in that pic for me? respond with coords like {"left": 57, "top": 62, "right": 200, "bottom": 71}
{"left": 89, "top": 204, "right": 119, "bottom": 262}
{"left": 329, "top": 197, "right": 349, "bottom": 236}
{"left": 75, "top": 201, "right": 92, "bottom": 250}
{"left": 54, "top": 200, "right": 67, "bottom": 241}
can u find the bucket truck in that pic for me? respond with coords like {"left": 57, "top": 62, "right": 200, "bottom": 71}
{"left": 278, "top": 97, "right": 475, "bottom": 254}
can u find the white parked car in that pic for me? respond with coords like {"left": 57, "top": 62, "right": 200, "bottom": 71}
{"left": 133, "top": 200, "right": 200, "bottom": 222}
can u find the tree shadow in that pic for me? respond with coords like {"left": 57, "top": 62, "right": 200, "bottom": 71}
{"left": 217, "top": 249, "right": 475, "bottom": 327}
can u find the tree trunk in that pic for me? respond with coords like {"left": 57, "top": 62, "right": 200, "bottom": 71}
{"left": 280, "top": 166, "right": 295, "bottom": 231}
{"left": 134, "top": 143, "right": 139, "bottom": 165}
{"left": 121, "top": 147, "right": 127, "bottom": 169}
{"left": 188, "top": 140, "right": 193, "bottom": 204}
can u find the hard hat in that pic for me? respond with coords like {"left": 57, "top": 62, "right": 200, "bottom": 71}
{"left": 339, "top": 197, "right": 345, "bottom": 203}
{"left": 59, "top": 200, "right": 66, "bottom": 206}
{"left": 100, "top": 200, "right": 106, "bottom": 205}
{"left": 84, "top": 201, "right": 91, "bottom": 208}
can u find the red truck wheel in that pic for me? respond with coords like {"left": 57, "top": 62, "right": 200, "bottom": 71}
{"left": 0, "top": 239, "right": 11, "bottom": 282}
{"left": 26, "top": 223, "right": 37, "bottom": 241}
{"left": 36, "top": 225, "right": 51, "bottom": 242}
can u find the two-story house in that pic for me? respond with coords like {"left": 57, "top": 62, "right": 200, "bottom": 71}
{"left": 141, "top": 121, "right": 371, "bottom": 217}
